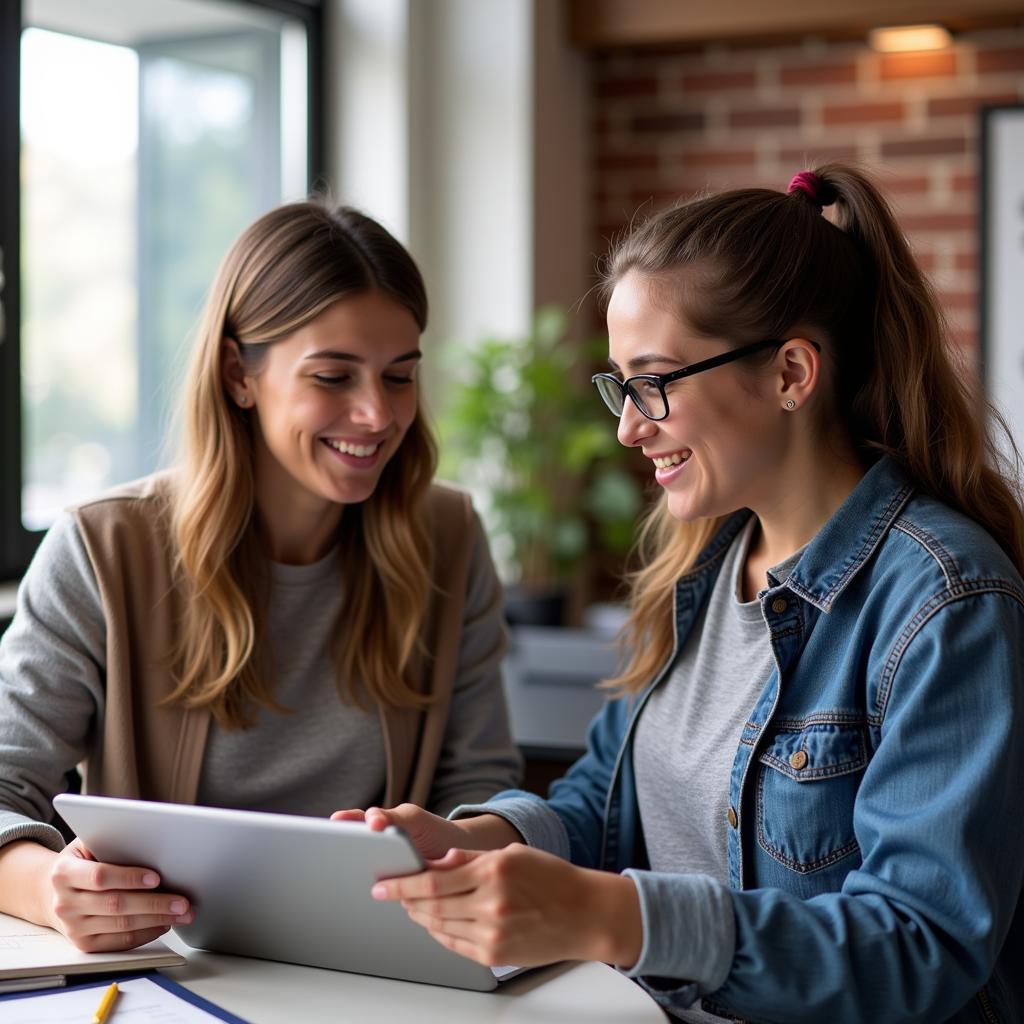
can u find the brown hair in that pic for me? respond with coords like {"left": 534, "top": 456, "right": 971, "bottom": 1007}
{"left": 601, "top": 163, "right": 1024, "bottom": 693}
{"left": 166, "top": 199, "right": 438, "bottom": 727}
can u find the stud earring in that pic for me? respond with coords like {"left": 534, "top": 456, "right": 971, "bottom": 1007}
{"left": 238, "top": 395, "right": 249, "bottom": 407}
{"left": 785, "top": 399, "right": 796, "bottom": 410}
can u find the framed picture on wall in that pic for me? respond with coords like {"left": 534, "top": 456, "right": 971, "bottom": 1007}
{"left": 981, "top": 104, "right": 1024, "bottom": 460}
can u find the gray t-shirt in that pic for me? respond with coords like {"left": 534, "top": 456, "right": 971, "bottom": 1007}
{"left": 633, "top": 519, "right": 802, "bottom": 1022}
{"left": 195, "top": 548, "right": 387, "bottom": 817}
{"left": 0, "top": 508, "right": 522, "bottom": 852}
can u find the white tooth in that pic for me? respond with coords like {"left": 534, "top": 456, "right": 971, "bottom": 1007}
{"left": 330, "top": 440, "right": 379, "bottom": 457}
{"left": 654, "top": 453, "right": 688, "bottom": 468}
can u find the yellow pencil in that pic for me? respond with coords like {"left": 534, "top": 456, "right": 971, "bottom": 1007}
{"left": 90, "top": 981, "right": 120, "bottom": 1024}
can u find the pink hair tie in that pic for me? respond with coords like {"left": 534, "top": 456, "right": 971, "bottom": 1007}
{"left": 787, "top": 170, "right": 835, "bottom": 212}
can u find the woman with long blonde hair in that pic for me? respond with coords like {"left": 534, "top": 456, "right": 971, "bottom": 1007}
{"left": 348, "top": 165, "right": 1024, "bottom": 1023}
{"left": 0, "top": 200, "right": 521, "bottom": 952}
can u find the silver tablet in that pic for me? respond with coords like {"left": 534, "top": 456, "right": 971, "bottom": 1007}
{"left": 53, "top": 794, "right": 522, "bottom": 991}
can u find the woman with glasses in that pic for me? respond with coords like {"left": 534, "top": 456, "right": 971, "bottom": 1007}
{"left": 348, "top": 165, "right": 1024, "bottom": 1022}
{"left": 0, "top": 200, "right": 521, "bottom": 952}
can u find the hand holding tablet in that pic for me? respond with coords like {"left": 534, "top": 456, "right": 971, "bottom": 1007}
{"left": 53, "top": 794, "right": 525, "bottom": 991}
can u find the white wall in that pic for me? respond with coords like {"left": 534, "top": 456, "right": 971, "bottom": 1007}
{"left": 407, "top": 0, "right": 533, "bottom": 358}
{"left": 325, "top": 0, "right": 411, "bottom": 241}
{"left": 324, "top": 0, "right": 588, "bottom": 400}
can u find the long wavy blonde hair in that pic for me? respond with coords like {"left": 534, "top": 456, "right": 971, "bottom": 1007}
{"left": 602, "top": 163, "right": 1024, "bottom": 694}
{"left": 164, "top": 200, "right": 438, "bottom": 728}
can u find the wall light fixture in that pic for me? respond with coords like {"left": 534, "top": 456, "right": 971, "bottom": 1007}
{"left": 868, "top": 24, "right": 953, "bottom": 52}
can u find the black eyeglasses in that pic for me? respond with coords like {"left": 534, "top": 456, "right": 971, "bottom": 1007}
{"left": 591, "top": 338, "right": 820, "bottom": 421}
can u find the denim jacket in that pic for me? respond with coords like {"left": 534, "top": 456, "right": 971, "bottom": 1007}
{"left": 471, "top": 458, "right": 1024, "bottom": 1023}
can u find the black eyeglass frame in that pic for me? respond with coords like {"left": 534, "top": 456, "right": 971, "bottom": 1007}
{"left": 591, "top": 337, "right": 822, "bottom": 421}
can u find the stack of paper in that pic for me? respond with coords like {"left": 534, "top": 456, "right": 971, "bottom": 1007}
{"left": 0, "top": 911, "right": 185, "bottom": 992}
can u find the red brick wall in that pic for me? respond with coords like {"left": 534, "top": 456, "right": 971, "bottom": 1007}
{"left": 591, "top": 27, "right": 1024, "bottom": 358}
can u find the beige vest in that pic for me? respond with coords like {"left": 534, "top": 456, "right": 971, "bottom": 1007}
{"left": 73, "top": 474, "right": 476, "bottom": 809}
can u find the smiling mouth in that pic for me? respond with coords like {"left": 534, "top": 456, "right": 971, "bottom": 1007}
{"left": 324, "top": 439, "right": 382, "bottom": 458}
{"left": 652, "top": 450, "right": 691, "bottom": 469}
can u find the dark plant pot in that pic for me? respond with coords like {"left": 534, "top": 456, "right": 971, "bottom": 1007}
{"left": 503, "top": 582, "right": 568, "bottom": 627}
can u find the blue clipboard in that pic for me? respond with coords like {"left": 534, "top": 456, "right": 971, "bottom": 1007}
{"left": 0, "top": 970, "right": 251, "bottom": 1023}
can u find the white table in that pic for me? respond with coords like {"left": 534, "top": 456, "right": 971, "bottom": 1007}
{"left": 162, "top": 933, "right": 665, "bottom": 1023}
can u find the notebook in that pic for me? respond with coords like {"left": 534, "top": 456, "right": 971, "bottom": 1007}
{"left": 0, "top": 911, "right": 185, "bottom": 982}
{"left": 54, "top": 794, "right": 527, "bottom": 991}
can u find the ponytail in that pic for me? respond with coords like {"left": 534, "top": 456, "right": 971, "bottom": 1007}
{"left": 600, "top": 163, "right": 1024, "bottom": 694}
{"left": 813, "top": 163, "right": 1024, "bottom": 575}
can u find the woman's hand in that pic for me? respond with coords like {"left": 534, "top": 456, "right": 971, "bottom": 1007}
{"left": 330, "top": 804, "right": 522, "bottom": 860}
{"left": 46, "top": 838, "right": 193, "bottom": 952}
{"left": 331, "top": 804, "right": 469, "bottom": 860}
{"left": 370, "top": 844, "right": 643, "bottom": 970}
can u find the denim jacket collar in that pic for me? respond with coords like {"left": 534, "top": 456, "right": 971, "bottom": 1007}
{"left": 674, "top": 456, "right": 914, "bottom": 620}
{"left": 784, "top": 456, "right": 914, "bottom": 612}
{"left": 671, "top": 511, "right": 750, "bottom": 642}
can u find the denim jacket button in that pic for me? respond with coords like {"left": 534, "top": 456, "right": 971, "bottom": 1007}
{"left": 727, "top": 806, "right": 738, "bottom": 828}
{"left": 771, "top": 597, "right": 789, "bottom": 614}
{"left": 789, "top": 750, "right": 808, "bottom": 770}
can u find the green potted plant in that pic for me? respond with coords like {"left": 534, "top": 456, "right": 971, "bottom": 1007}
{"left": 437, "top": 306, "right": 643, "bottom": 625}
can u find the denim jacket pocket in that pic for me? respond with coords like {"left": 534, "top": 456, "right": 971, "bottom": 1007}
{"left": 756, "top": 722, "right": 867, "bottom": 877}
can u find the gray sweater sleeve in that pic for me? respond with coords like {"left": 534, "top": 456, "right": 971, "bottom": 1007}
{"left": 450, "top": 793, "right": 571, "bottom": 857}
{"left": 0, "top": 513, "right": 107, "bottom": 852}
{"left": 425, "top": 514, "right": 523, "bottom": 815}
{"left": 621, "top": 869, "right": 735, "bottom": 999}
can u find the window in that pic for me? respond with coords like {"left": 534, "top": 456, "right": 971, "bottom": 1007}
{"left": 0, "top": 0, "right": 322, "bottom": 578}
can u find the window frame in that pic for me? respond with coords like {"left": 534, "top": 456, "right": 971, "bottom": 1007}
{"left": 0, "top": 0, "right": 323, "bottom": 581}
{"left": 0, "top": 0, "right": 25, "bottom": 581}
